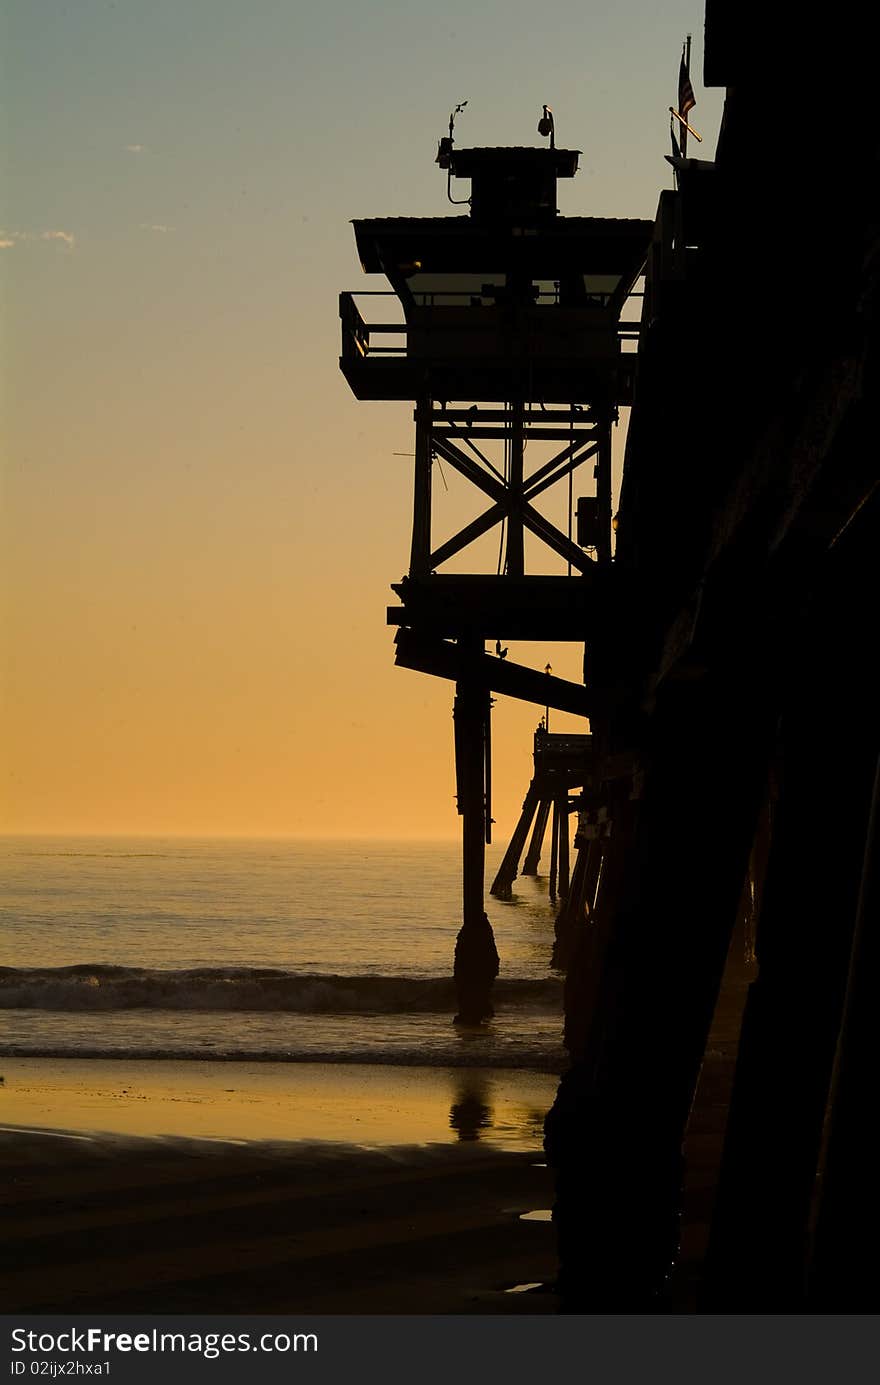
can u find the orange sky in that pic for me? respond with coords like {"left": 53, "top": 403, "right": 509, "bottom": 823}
{"left": 1, "top": 2, "right": 720, "bottom": 840}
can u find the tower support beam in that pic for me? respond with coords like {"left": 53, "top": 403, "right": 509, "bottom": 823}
{"left": 410, "top": 395, "right": 433, "bottom": 576}
{"left": 506, "top": 398, "right": 525, "bottom": 576}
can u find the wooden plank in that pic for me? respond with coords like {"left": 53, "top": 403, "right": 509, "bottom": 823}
{"left": 521, "top": 437, "right": 598, "bottom": 494}
{"left": 428, "top": 503, "right": 505, "bottom": 570}
{"left": 524, "top": 446, "right": 598, "bottom": 505}
{"left": 427, "top": 409, "right": 599, "bottom": 425}
{"left": 393, "top": 631, "right": 591, "bottom": 716}
{"left": 437, "top": 427, "right": 598, "bottom": 442}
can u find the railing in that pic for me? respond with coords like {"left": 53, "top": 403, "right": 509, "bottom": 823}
{"left": 339, "top": 292, "right": 407, "bottom": 359}
{"left": 339, "top": 292, "right": 642, "bottom": 365}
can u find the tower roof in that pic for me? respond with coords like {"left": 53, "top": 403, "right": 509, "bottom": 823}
{"left": 351, "top": 215, "right": 653, "bottom": 282}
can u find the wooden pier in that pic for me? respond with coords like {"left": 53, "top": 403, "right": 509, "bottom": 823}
{"left": 339, "top": 2, "right": 879, "bottom": 1308}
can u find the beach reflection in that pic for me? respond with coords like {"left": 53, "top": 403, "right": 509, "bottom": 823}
{"left": 0, "top": 1058, "right": 557, "bottom": 1152}
{"left": 449, "top": 1081, "right": 492, "bottom": 1141}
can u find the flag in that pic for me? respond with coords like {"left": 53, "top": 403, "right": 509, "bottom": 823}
{"left": 678, "top": 52, "right": 696, "bottom": 116}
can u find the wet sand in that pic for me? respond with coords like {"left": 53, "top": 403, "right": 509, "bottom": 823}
{"left": 1, "top": 1060, "right": 559, "bottom": 1314}
{"left": 0, "top": 1058, "right": 555, "bottom": 1148}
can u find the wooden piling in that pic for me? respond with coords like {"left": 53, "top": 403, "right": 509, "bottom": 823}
{"left": 558, "top": 798, "right": 571, "bottom": 899}
{"left": 490, "top": 781, "right": 541, "bottom": 898}
{"left": 549, "top": 799, "right": 560, "bottom": 902}
{"left": 546, "top": 674, "right": 775, "bottom": 1310}
{"left": 522, "top": 798, "right": 551, "bottom": 875}
{"left": 702, "top": 584, "right": 878, "bottom": 1309}
{"left": 452, "top": 671, "right": 499, "bottom": 1024}
{"left": 552, "top": 835, "right": 600, "bottom": 972}
{"left": 809, "top": 756, "right": 880, "bottom": 1310}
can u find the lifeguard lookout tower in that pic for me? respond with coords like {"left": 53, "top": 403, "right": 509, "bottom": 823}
{"left": 339, "top": 118, "right": 652, "bottom": 1021}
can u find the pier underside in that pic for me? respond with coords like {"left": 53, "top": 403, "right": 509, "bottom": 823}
{"left": 544, "top": 15, "right": 880, "bottom": 1310}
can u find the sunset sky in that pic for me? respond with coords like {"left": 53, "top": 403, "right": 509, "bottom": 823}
{"left": 1, "top": 1, "right": 721, "bottom": 839}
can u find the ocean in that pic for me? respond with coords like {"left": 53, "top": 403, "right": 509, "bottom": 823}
{"left": 0, "top": 836, "right": 566, "bottom": 1072}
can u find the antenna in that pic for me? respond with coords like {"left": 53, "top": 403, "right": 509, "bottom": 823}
{"left": 435, "top": 100, "right": 470, "bottom": 206}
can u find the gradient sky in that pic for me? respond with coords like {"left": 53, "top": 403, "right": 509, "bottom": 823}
{"left": 1, "top": 1, "right": 722, "bottom": 839}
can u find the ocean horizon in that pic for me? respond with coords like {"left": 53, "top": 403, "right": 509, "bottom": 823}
{"left": 0, "top": 834, "right": 566, "bottom": 1071}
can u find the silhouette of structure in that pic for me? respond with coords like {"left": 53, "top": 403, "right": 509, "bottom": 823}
{"left": 339, "top": 1, "right": 879, "bottom": 1309}
{"left": 340, "top": 140, "right": 649, "bottom": 1022}
{"left": 542, "top": 7, "right": 879, "bottom": 1311}
{"left": 490, "top": 726, "right": 592, "bottom": 930}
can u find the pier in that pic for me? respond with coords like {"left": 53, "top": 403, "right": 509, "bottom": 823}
{"left": 339, "top": 3, "right": 879, "bottom": 1310}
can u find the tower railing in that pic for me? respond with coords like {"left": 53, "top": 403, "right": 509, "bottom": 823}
{"left": 340, "top": 291, "right": 641, "bottom": 365}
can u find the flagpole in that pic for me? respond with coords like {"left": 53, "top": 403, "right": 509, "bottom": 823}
{"left": 681, "top": 34, "right": 691, "bottom": 160}
{"left": 669, "top": 108, "right": 702, "bottom": 144}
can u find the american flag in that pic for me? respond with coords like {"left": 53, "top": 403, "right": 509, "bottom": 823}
{"left": 679, "top": 53, "right": 696, "bottom": 116}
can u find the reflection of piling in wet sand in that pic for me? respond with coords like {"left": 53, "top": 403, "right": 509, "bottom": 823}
{"left": 450, "top": 1080, "right": 492, "bottom": 1141}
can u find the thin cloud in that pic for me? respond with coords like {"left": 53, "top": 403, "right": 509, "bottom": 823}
{"left": 140, "top": 223, "right": 174, "bottom": 233}
{"left": 125, "top": 144, "right": 146, "bottom": 154}
{"left": 41, "top": 230, "right": 76, "bottom": 247}
{"left": 0, "top": 229, "right": 76, "bottom": 249}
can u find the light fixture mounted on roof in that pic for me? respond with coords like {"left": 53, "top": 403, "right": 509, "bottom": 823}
{"left": 538, "top": 105, "right": 556, "bottom": 150}
{"left": 437, "top": 101, "right": 470, "bottom": 206}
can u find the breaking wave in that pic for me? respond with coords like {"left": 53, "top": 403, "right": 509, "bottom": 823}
{"left": 0, "top": 966, "right": 563, "bottom": 1015}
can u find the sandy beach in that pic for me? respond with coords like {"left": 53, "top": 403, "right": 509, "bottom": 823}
{"left": 0, "top": 920, "right": 751, "bottom": 1316}
{"left": 0, "top": 1057, "right": 556, "bottom": 1148}
{"left": 1, "top": 1060, "right": 560, "bottom": 1314}
{"left": 0, "top": 1031, "right": 743, "bottom": 1315}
